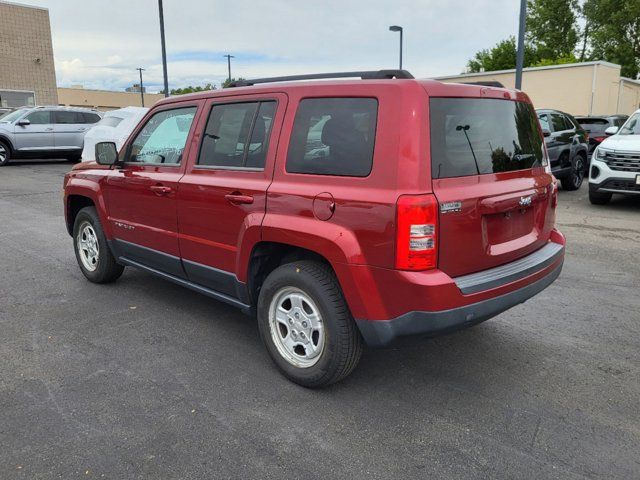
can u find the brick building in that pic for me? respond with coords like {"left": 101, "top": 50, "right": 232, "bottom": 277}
{"left": 0, "top": 1, "right": 58, "bottom": 107}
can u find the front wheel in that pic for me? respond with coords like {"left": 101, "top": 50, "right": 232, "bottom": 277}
{"left": 73, "top": 206, "right": 124, "bottom": 283}
{"left": 561, "top": 153, "right": 585, "bottom": 191}
{"left": 257, "top": 261, "right": 363, "bottom": 388}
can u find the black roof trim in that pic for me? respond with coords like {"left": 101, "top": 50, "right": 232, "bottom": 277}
{"left": 226, "top": 70, "right": 414, "bottom": 88}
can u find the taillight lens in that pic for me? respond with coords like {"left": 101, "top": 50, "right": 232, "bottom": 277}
{"left": 395, "top": 194, "right": 438, "bottom": 270}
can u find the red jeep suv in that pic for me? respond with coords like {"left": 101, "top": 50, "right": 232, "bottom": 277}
{"left": 63, "top": 70, "right": 565, "bottom": 387}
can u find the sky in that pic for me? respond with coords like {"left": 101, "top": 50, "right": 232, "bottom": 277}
{"left": 13, "top": 0, "right": 525, "bottom": 93}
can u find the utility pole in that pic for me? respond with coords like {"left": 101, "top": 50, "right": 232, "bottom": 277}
{"left": 223, "top": 54, "right": 235, "bottom": 84}
{"left": 136, "top": 67, "right": 145, "bottom": 107}
{"left": 158, "top": 0, "right": 169, "bottom": 97}
{"left": 515, "top": 0, "right": 527, "bottom": 90}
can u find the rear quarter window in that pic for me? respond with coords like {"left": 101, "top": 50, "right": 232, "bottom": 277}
{"left": 286, "top": 97, "right": 377, "bottom": 177}
{"left": 430, "top": 98, "right": 543, "bottom": 179}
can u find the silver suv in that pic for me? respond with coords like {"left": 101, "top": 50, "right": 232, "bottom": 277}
{"left": 0, "top": 106, "right": 102, "bottom": 166}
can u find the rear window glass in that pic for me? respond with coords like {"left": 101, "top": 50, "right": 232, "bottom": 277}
{"left": 430, "top": 98, "right": 544, "bottom": 179}
{"left": 576, "top": 118, "right": 609, "bottom": 134}
{"left": 286, "top": 98, "right": 377, "bottom": 177}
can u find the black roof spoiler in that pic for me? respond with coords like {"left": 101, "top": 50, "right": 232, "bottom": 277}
{"left": 226, "top": 70, "right": 414, "bottom": 88}
{"left": 461, "top": 81, "right": 505, "bottom": 88}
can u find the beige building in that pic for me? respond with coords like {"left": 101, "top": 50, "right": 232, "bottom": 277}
{"left": 436, "top": 61, "right": 640, "bottom": 116}
{"left": 0, "top": 1, "right": 58, "bottom": 107}
{"left": 57, "top": 87, "right": 165, "bottom": 111}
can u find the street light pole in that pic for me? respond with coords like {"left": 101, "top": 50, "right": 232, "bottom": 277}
{"left": 158, "top": 0, "right": 169, "bottom": 97}
{"left": 515, "top": 0, "right": 527, "bottom": 90}
{"left": 223, "top": 54, "right": 235, "bottom": 84}
{"left": 136, "top": 67, "right": 145, "bottom": 107}
{"left": 389, "top": 25, "right": 403, "bottom": 70}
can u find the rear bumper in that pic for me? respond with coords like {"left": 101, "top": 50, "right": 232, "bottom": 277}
{"left": 349, "top": 233, "right": 565, "bottom": 347}
{"left": 357, "top": 260, "right": 562, "bottom": 347}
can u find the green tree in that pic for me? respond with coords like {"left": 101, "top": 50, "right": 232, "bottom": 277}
{"left": 583, "top": 0, "right": 640, "bottom": 78}
{"left": 222, "top": 77, "right": 246, "bottom": 88}
{"left": 526, "top": 0, "right": 580, "bottom": 59}
{"left": 168, "top": 83, "right": 217, "bottom": 95}
{"left": 467, "top": 37, "right": 539, "bottom": 73}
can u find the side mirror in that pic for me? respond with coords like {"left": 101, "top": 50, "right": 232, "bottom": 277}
{"left": 16, "top": 119, "right": 30, "bottom": 126}
{"left": 542, "top": 128, "right": 551, "bottom": 138}
{"left": 95, "top": 142, "right": 119, "bottom": 166}
{"left": 605, "top": 126, "right": 619, "bottom": 136}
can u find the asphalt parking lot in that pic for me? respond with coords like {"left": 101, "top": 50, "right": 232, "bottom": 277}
{"left": 1, "top": 160, "right": 639, "bottom": 479}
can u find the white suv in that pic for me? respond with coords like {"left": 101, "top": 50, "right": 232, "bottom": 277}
{"left": 589, "top": 109, "right": 640, "bottom": 204}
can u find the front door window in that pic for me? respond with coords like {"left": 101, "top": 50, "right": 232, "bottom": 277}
{"left": 129, "top": 107, "right": 197, "bottom": 165}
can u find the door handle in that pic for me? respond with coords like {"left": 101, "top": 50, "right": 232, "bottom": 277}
{"left": 225, "top": 193, "right": 254, "bottom": 205}
{"left": 150, "top": 185, "right": 173, "bottom": 196}
{"left": 45, "top": 127, "right": 54, "bottom": 131}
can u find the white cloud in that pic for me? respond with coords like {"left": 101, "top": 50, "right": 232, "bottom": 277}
{"left": 17, "top": 0, "right": 523, "bottom": 91}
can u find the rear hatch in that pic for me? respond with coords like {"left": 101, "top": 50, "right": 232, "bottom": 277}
{"left": 429, "top": 95, "right": 556, "bottom": 278}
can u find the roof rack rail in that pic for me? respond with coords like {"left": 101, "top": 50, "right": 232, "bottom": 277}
{"left": 226, "top": 69, "right": 414, "bottom": 88}
{"left": 461, "top": 81, "right": 505, "bottom": 88}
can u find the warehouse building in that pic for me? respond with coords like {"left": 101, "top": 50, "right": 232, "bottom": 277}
{"left": 436, "top": 61, "right": 640, "bottom": 116}
{"left": 57, "top": 87, "right": 165, "bottom": 111}
{"left": 0, "top": 1, "right": 57, "bottom": 107}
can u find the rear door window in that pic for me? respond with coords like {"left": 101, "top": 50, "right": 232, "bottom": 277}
{"left": 286, "top": 97, "right": 378, "bottom": 177}
{"left": 430, "top": 98, "right": 544, "bottom": 179}
{"left": 54, "top": 111, "right": 84, "bottom": 124}
{"left": 550, "top": 114, "right": 567, "bottom": 132}
{"left": 197, "top": 101, "right": 276, "bottom": 169}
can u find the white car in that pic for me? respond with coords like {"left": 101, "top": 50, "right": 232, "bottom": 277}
{"left": 81, "top": 107, "right": 148, "bottom": 161}
{"left": 588, "top": 109, "right": 640, "bottom": 204}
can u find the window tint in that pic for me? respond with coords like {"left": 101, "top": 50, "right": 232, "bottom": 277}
{"left": 286, "top": 98, "right": 377, "bottom": 177}
{"left": 430, "top": 98, "right": 544, "bottom": 179}
{"left": 54, "top": 111, "right": 84, "bottom": 124}
{"left": 198, "top": 101, "right": 275, "bottom": 169}
{"left": 550, "top": 114, "right": 567, "bottom": 132}
{"left": 538, "top": 113, "right": 551, "bottom": 131}
{"left": 615, "top": 117, "right": 627, "bottom": 127}
{"left": 577, "top": 118, "right": 609, "bottom": 134}
{"left": 25, "top": 110, "right": 51, "bottom": 124}
{"left": 82, "top": 112, "right": 101, "bottom": 124}
{"left": 98, "top": 116, "right": 124, "bottom": 128}
{"left": 129, "top": 107, "right": 196, "bottom": 164}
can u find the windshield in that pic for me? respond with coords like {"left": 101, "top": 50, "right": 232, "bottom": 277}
{"left": 0, "top": 108, "right": 28, "bottom": 123}
{"left": 430, "top": 98, "right": 544, "bottom": 178}
{"left": 619, "top": 113, "right": 640, "bottom": 135}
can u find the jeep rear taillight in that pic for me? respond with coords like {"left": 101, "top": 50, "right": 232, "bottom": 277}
{"left": 395, "top": 194, "right": 438, "bottom": 271}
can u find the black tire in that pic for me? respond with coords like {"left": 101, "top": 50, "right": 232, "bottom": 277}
{"left": 589, "top": 189, "right": 612, "bottom": 205}
{"left": 257, "top": 261, "right": 363, "bottom": 388}
{"left": 0, "top": 141, "right": 11, "bottom": 166}
{"left": 561, "top": 152, "right": 586, "bottom": 191}
{"left": 67, "top": 154, "right": 82, "bottom": 163}
{"left": 73, "top": 206, "right": 124, "bottom": 283}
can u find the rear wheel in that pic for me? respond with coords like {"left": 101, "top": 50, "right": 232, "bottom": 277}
{"left": 0, "top": 141, "right": 11, "bottom": 166}
{"left": 73, "top": 207, "right": 124, "bottom": 283}
{"left": 67, "top": 154, "right": 82, "bottom": 163}
{"left": 561, "top": 153, "right": 585, "bottom": 191}
{"left": 589, "top": 189, "right": 612, "bottom": 205}
{"left": 257, "top": 261, "right": 363, "bottom": 388}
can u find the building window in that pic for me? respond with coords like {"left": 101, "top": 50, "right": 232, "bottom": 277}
{"left": 0, "top": 90, "right": 35, "bottom": 108}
